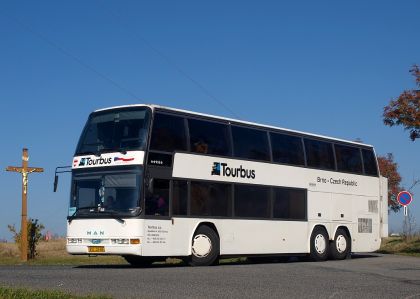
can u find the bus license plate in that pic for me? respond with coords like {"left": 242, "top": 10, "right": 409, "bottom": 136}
{"left": 88, "top": 246, "right": 105, "bottom": 253}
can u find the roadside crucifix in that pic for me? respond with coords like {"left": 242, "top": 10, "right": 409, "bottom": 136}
{"left": 6, "top": 148, "right": 44, "bottom": 261}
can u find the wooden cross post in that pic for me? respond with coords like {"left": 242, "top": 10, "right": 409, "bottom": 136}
{"left": 6, "top": 148, "right": 44, "bottom": 261}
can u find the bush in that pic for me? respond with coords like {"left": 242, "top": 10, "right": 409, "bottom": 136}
{"left": 8, "top": 218, "right": 45, "bottom": 259}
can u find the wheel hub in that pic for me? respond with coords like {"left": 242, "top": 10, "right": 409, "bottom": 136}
{"left": 336, "top": 235, "right": 347, "bottom": 253}
{"left": 314, "top": 233, "right": 326, "bottom": 254}
{"left": 192, "top": 234, "right": 212, "bottom": 257}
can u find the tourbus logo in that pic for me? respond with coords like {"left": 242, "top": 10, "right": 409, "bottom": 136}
{"left": 74, "top": 155, "right": 136, "bottom": 167}
{"left": 78, "top": 157, "right": 112, "bottom": 167}
{"left": 78, "top": 158, "right": 86, "bottom": 166}
{"left": 211, "top": 162, "right": 221, "bottom": 175}
{"left": 211, "top": 162, "right": 255, "bottom": 179}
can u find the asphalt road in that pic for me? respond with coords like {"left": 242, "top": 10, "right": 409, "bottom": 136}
{"left": 0, "top": 254, "right": 419, "bottom": 299}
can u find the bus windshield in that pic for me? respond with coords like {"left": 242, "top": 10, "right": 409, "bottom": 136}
{"left": 75, "top": 107, "right": 151, "bottom": 155}
{"left": 70, "top": 168, "right": 142, "bottom": 217}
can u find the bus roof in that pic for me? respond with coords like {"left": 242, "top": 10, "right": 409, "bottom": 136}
{"left": 94, "top": 104, "right": 374, "bottom": 148}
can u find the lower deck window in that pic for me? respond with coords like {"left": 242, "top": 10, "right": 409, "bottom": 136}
{"left": 190, "top": 181, "right": 231, "bottom": 217}
{"left": 234, "top": 185, "right": 270, "bottom": 218}
{"left": 273, "top": 188, "right": 306, "bottom": 220}
{"left": 146, "top": 177, "right": 307, "bottom": 221}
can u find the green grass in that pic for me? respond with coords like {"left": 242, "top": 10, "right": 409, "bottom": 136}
{"left": 0, "top": 286, "right": 112, "bottom": 299}
{"left": 378, "top": 236, "right": 420, "bottom": 257}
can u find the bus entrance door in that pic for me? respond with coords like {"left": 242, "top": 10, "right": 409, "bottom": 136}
{"left": 143, "top": 174, "right": 172, "bottom": 256}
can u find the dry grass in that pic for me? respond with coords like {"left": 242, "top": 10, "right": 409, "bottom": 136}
{"left": 378, "top": 236, "right": 420, "bottom": 257}
{"left": 0, "top": 242, "right": 19, "bottom": 258}
{"left": 37, "top": 239, "right": 68, "bottom": 258}
{"left": 0, "top": 239, "right": 69, "bottom": 259}
{"left": 0, "top": 239, "right": 127, "bottom": 265}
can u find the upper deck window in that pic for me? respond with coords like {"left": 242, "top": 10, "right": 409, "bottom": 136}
{"left": 188, "top": 119, "right": 231, "bottom": 156}
{"left": 270, "top": 133, "right": 305, "bottom": 166}
{"left": 304, "top": 139, "right": 335, "bottom": 170}
{"left": 76, "top": 108, "right": 151, "bottom": 155}
{"left": 150, "top": 113, "right": 187, "bottom": 152}
{"left": 335, "top": 144, "right": 363, "bottom": 174}
{"left": 362, "top": 148, "right": 378, "bottom": 176}
{"left": 232, "top": 126, "right": 270, "bottom": 161}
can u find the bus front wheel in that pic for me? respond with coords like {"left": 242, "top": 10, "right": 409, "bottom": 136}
{"left": 190, "top": 225, "right": 219, "bottom": 266}
{"left": 309, "top": 227, "right": 329, "bottom": 261}
{"left": 329, "top": 228, "right": 350, "bottom": 260}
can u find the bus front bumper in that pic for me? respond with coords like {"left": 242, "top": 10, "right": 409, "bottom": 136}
{"left": 66, "top": 238, "right": 142, "bottom": 256}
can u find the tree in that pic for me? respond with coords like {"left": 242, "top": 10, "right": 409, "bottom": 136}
{"left": 8, "top": 218, "right": 45, "bottom": 259}
{"left": 377, "top": 153, "right": 403, "bottom": 212}
{"left": 383, "top": 64, "right": 420, "bottom": 141}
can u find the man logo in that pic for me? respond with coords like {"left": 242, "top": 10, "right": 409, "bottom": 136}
{"left": 211, "top": 162, "right": 221, "bottom": 175}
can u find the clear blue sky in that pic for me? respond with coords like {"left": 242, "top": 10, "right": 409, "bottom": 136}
{"left": 0, "top": 0, "right": 419, "bottom": 240}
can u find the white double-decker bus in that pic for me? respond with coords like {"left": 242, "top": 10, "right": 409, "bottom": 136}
{"left": 66, "top": 104, "right": 388, "bottom": 266}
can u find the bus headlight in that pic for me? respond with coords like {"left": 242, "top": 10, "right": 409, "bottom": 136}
{"left": 111, "top": 238, "right": 129, "bottom": 244}
{"left": 68, "top": 238, "right": 82, "bottom": 244}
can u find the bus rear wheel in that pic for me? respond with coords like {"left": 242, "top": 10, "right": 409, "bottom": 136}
{"left": 309, "top": 227, "right": 329, "bottom": 261}
{"left": 329, "top": 228, "right": 350, "bottom": 260}
{"left": 190, "top": 226, "right": 219, "bottom": 266}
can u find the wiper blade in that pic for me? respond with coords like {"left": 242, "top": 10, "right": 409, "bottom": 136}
{"left": 100, "top": 210, "right": 126, "bottom": 224}
{"left": 68, "top": 206, "right": 98, "bottom": 223}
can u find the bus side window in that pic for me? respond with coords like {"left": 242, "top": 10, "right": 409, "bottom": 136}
{"left": 304, "top": 139, "right": 335, "bottom": 170}
{"left": 335, "top": 144, "right": 363, "bottom": 174}
{"left": 362, "top": 149, "right": 378, "bottom": 176}
{"left": 270, "top": 133, "right": 304, "bottom": 166}
{"left": 188, "top": 119, "right": 231, "bottom": 156}
{"left": 145, "top": 179, "right": 169, "bottom": 216}
{"left": 232, "top": 126, "right": 270, "bottom": 161}
{"left": 190, "top": 181, "right": 231, "bottom": 217}
{"left": 150, "top": 113, "right": 187, "bottom": 152}
{"left": 273, "top": 188, "right": 306, "bottom": 220}
{"left": 234, "top": 185, "right": 270, "bottom": 218}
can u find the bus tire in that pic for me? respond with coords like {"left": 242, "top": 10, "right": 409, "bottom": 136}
{"left": 309, "top": 226, "right": 329, "bottom": 261}
{"left": 190, "top": 225, "right": 219, "bottom": 266}
{"left": 123, "top": 255, "right": 154, "bottom": 267}
{"left": 329, "top": 228, "right": 350, "bottom": 260}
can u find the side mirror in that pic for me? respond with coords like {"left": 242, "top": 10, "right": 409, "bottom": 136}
{"left": 53, "top": 175, "right": 59, "bottom": 192}
{"left": 53, "top": 166, "right": 72, "bottom": 193}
